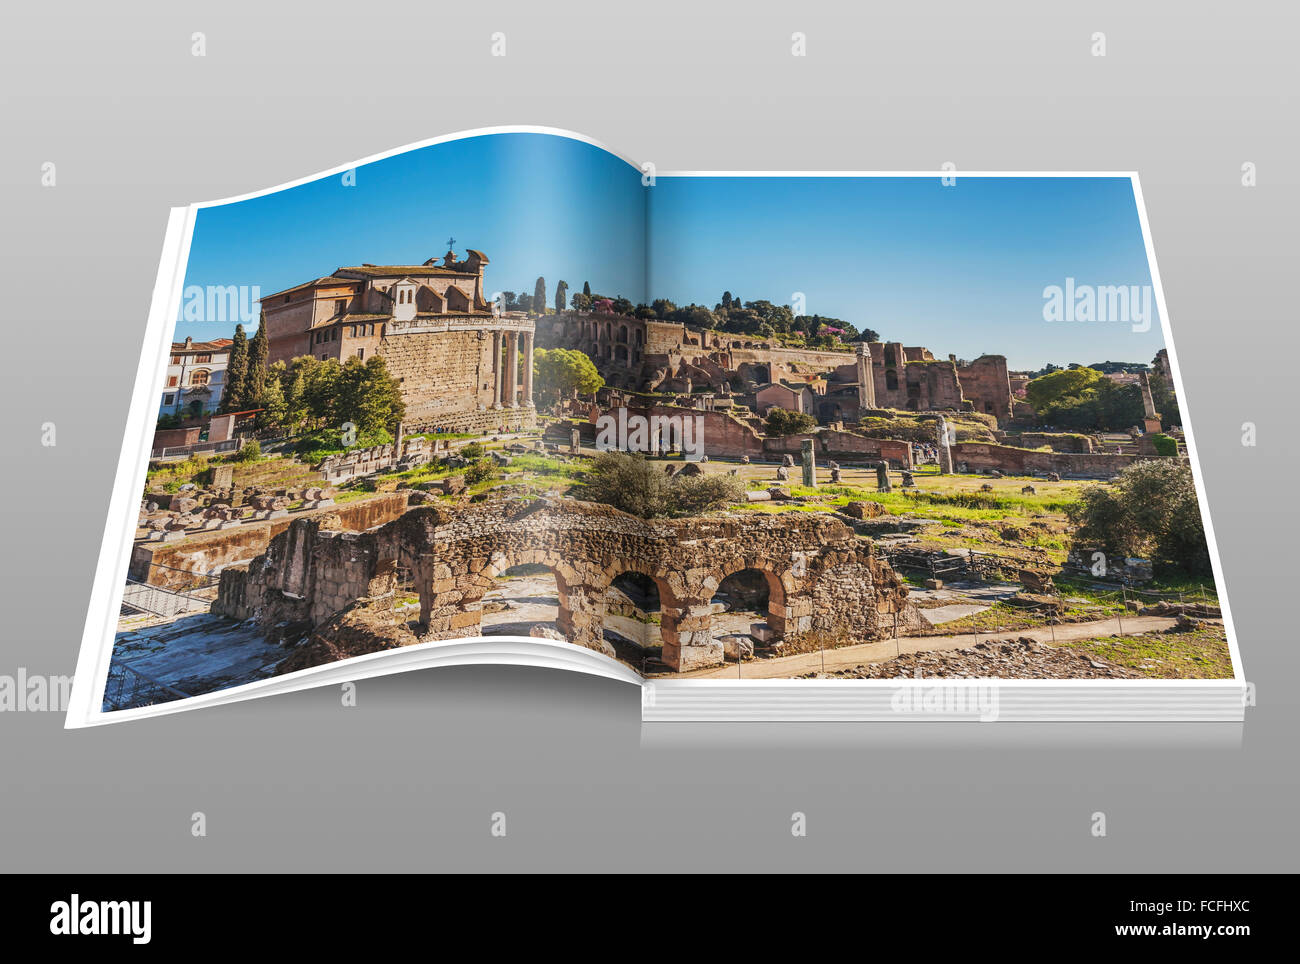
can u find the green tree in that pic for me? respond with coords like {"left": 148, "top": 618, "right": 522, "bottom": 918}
{"left": 222, "top": 324, "right": 248, "bottom": 413}
{"left": 764, "top": 407, "right": 817, "bottom": 436}
{"left": 299, "top": 356, "right": 340, "bottom": 426}
{"left": 1026, "top": 367, "right": 1102, "bottom": 411}
{"left": 555, "top": 280, "right": 568, "bottom": 313}
{"left": 336, "top": 355, "right": 406, "bottom": 437}
{"left": 583, "top": 281, "right": 591, "bottom": 297}
{"left": 283, "top": 363, "right": 309, "bottom": 431}
{"left": 257, "top": 370, "right": 287, "bottom": 430}
{"left": 533, "top": 348, "right": 604, "bottom": 403}
{"left": 246, "top": 313, "right": 269, "bottom": 406}
{"left": 533, "top": 277, "right": 547, "bottom": 314}
{"left": 1149, "top": 374, "right": 1181, "bottom": 429}
{"left": 1067, "top": 460, "right": 1210, "bottom": 576}
{"left": 1040, "top": 379, "right": 1144, "bottom": 432}
{"left": 581, "top": 452, "right": 742, "bottom": 519}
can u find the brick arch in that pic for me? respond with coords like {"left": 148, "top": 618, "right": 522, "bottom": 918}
{"left": 597, "top": 561, "right": 675, "bottom": 654}
{"left": 705, "top": 561, "right": 791, "bottom": 637}
{"left": 229, "top": 499, "right": 922, "bottom": 674}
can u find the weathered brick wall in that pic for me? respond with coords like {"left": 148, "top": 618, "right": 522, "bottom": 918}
{"left": 216, "top": 497, "right": 923, "bottom": 674}
{"left": 950, "top": 442, "right": 1154, "bottom": 478}
{"left": 153, "top": 427, "right": 201, "bottom": 450}
{"left": 1001, "top": 432, "right": 1094, "bottom": 454}
{"left": 766, "top": 430, "right": 913, "bottom": 468}
{"left": 956, "top": 355, "right": 1013, "bottom": 419}
{"left": 378, "top": 329, "right": 493, "bottom": 430}
{"left": 136, "top": 492, "right": 409, "bottom": 587}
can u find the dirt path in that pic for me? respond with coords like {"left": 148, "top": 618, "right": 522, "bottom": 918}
{"left": 672, "top": 614, "right": 1183, "bottom": 680}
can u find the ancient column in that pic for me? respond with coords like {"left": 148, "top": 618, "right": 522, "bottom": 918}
{"left": 522, "top": 331, "right": 535, "bottom": 407}
{"left": 1138, "top": 372, "right": 1161, "bottom": 432}
{"left": 506, "top": 331, "right": 520, "bottom": 408}
{"left": 936, "top": 415, "right": 954, "bottom": 474}
{"left": 491, "top": 331, "right": 503, "bottom": 409}
{"left": 855, "top": 341, "right": 876, "bottom": 409}
{"left": 1139, "top": 372, "right": 1157, "bottom": 419}
{"left": 800, "top": 438, "right": 817, "bottom": 488}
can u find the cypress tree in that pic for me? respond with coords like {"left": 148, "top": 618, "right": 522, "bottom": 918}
{"left": 247, "top": 313, "right": 269, "bottom": 406}
{"left": 533, "top": 277, "right": 547, "bottom": 315}
{"left": 223, "top": 324, "right": 248, "bottom": 412}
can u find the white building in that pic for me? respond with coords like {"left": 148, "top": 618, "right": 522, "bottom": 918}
{"left": 160, "top": 336, "right": 232, "bottom": 418}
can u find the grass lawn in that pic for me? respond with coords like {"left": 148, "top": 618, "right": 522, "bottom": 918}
{"left": 1055, "top": 625, "right": 1233, "bottom": 679}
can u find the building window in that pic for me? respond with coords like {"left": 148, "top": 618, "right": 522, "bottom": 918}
{"left": 167, "top": 375, "right": 178, "bottom": 387}
{"left": 170, "top": 355, "right": 182, "bottom": 364}
{"left": 163, "top": 393, "right": 175, "bottom": 405}
{"left": 336, "top": 299, "right": 347, "bottom": 316}
{"left": 194, "top": 353, "right": 211, "bottom": 363}
{"left": 190, "top": 369, "right": 210, "bottom": 387}
{"left": 357, "top": 348, "right": 364, "bottom": 360}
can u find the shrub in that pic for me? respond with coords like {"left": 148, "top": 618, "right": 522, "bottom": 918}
{"left": 463, "top": 458, "right": 496, "bottom": 486}
{"left": 1149, "top": 433, "right": 1178, "bottom": 457}
{"left": 460, "top": 441, "right": 485, "bottom": 460}
{"left": 234, "top": 440, "right": 261, "bottom": 462}
{"left": 581, "top": 451, "right": 743, "bottom": 518}
{"left": 1067, "top": 460, "right": 1209, "bottom": 576}
{"left": 765, "top": 408, "right": 817, "bottom": 437}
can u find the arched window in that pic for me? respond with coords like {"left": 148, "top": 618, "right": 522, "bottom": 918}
{"left": 189, "top": 369, "right": 210, "bottom": 387}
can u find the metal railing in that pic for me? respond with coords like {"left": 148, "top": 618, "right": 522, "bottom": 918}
{"left": 120, "top": 579, "right": 212, "bottom": 620}
{"left": 151, "top": 438, "right": 241, "bottom": 461}
{"left": 102, "top": 661, "right": 191, "bottom": 711}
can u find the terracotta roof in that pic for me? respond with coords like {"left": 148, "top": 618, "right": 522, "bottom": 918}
{"left": 334, "top": 265, "right": 477, "bottom": 278}
{"left": 262, "top": 276, "right": 360, "bottom": 300}
{"left": 170, "top": 338, "right": 233, "bottom": 352}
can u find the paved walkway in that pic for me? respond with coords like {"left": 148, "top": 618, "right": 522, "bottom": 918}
{"left": 675, "top": 614, "right": 1184, "bottom": 680}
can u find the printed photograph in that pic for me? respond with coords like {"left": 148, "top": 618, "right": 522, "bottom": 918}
{"left": 105, "top": 131, "right": 1232, "bottom": 712}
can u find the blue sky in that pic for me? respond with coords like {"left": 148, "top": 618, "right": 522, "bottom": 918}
{"left": 650, "top": 175, "right": 1163, "bottom": 371}
{"left": 178, "top": 132, "right": 647, "bottom": 340}
{"left": 178, "top": 132, "right": 1162, "bottom": 371}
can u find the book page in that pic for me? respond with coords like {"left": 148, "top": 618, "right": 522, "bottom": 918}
{"left": 75, "top": 129, "right": 650, "bottom": 723}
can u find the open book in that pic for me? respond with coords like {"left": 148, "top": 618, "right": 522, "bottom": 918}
{"left": 67, "top": 126, "right": 1246, "bottom": 726}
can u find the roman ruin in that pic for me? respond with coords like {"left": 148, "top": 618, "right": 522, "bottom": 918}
{"left": 536, "top": 311, "right": 1014, "bottom": 424}
{"left": 213, "top": 498, "right": 924, "bottom": 673}
{"left": 261, "top": 247, "right": 536, "bottom": 433}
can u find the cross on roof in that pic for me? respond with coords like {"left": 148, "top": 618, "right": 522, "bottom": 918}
{"left": 446, "top": 236, "right": 456, "bottom": 251}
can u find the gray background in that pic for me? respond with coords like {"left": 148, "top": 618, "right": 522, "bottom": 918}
{"left": 1, "top": 0, "right": 1294, "bottom": 871}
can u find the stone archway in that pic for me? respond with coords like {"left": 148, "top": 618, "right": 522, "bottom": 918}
{"left": 707, "top": 566, "right": 788, "bottom": 660}
{"left": 480, "top": 561, "right": 562, "bottom": 636}
{"left": 601, "top": 569, "right": 666, "bottom": 664}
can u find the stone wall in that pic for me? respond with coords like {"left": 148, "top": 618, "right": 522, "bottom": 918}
{"left": 133, "top": 492, "right": 409, "bottom": 587}
{"left": 1000, "top": 432, "right": 1094, "bottom": 454}
{"left": 766, "top": 430, "right": 914, "bottom": 469}
{"left": 215, "top": 497, "right": 924, "bottom": 674}
{"left": 950, "top": 442, "right": 1159, "bottom": 478}
{"left": 377, "top": 329, "right": 493, "bottom": 430}
{"left": 375, "top": 326, "right": 537, "bottom": 434}
{"left": 956, "top": 355, "right": 1013, "bottom": 419}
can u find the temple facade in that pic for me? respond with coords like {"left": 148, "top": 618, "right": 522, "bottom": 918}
{"left": 261, "top": 247, "right": 535, "bottom": 432}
